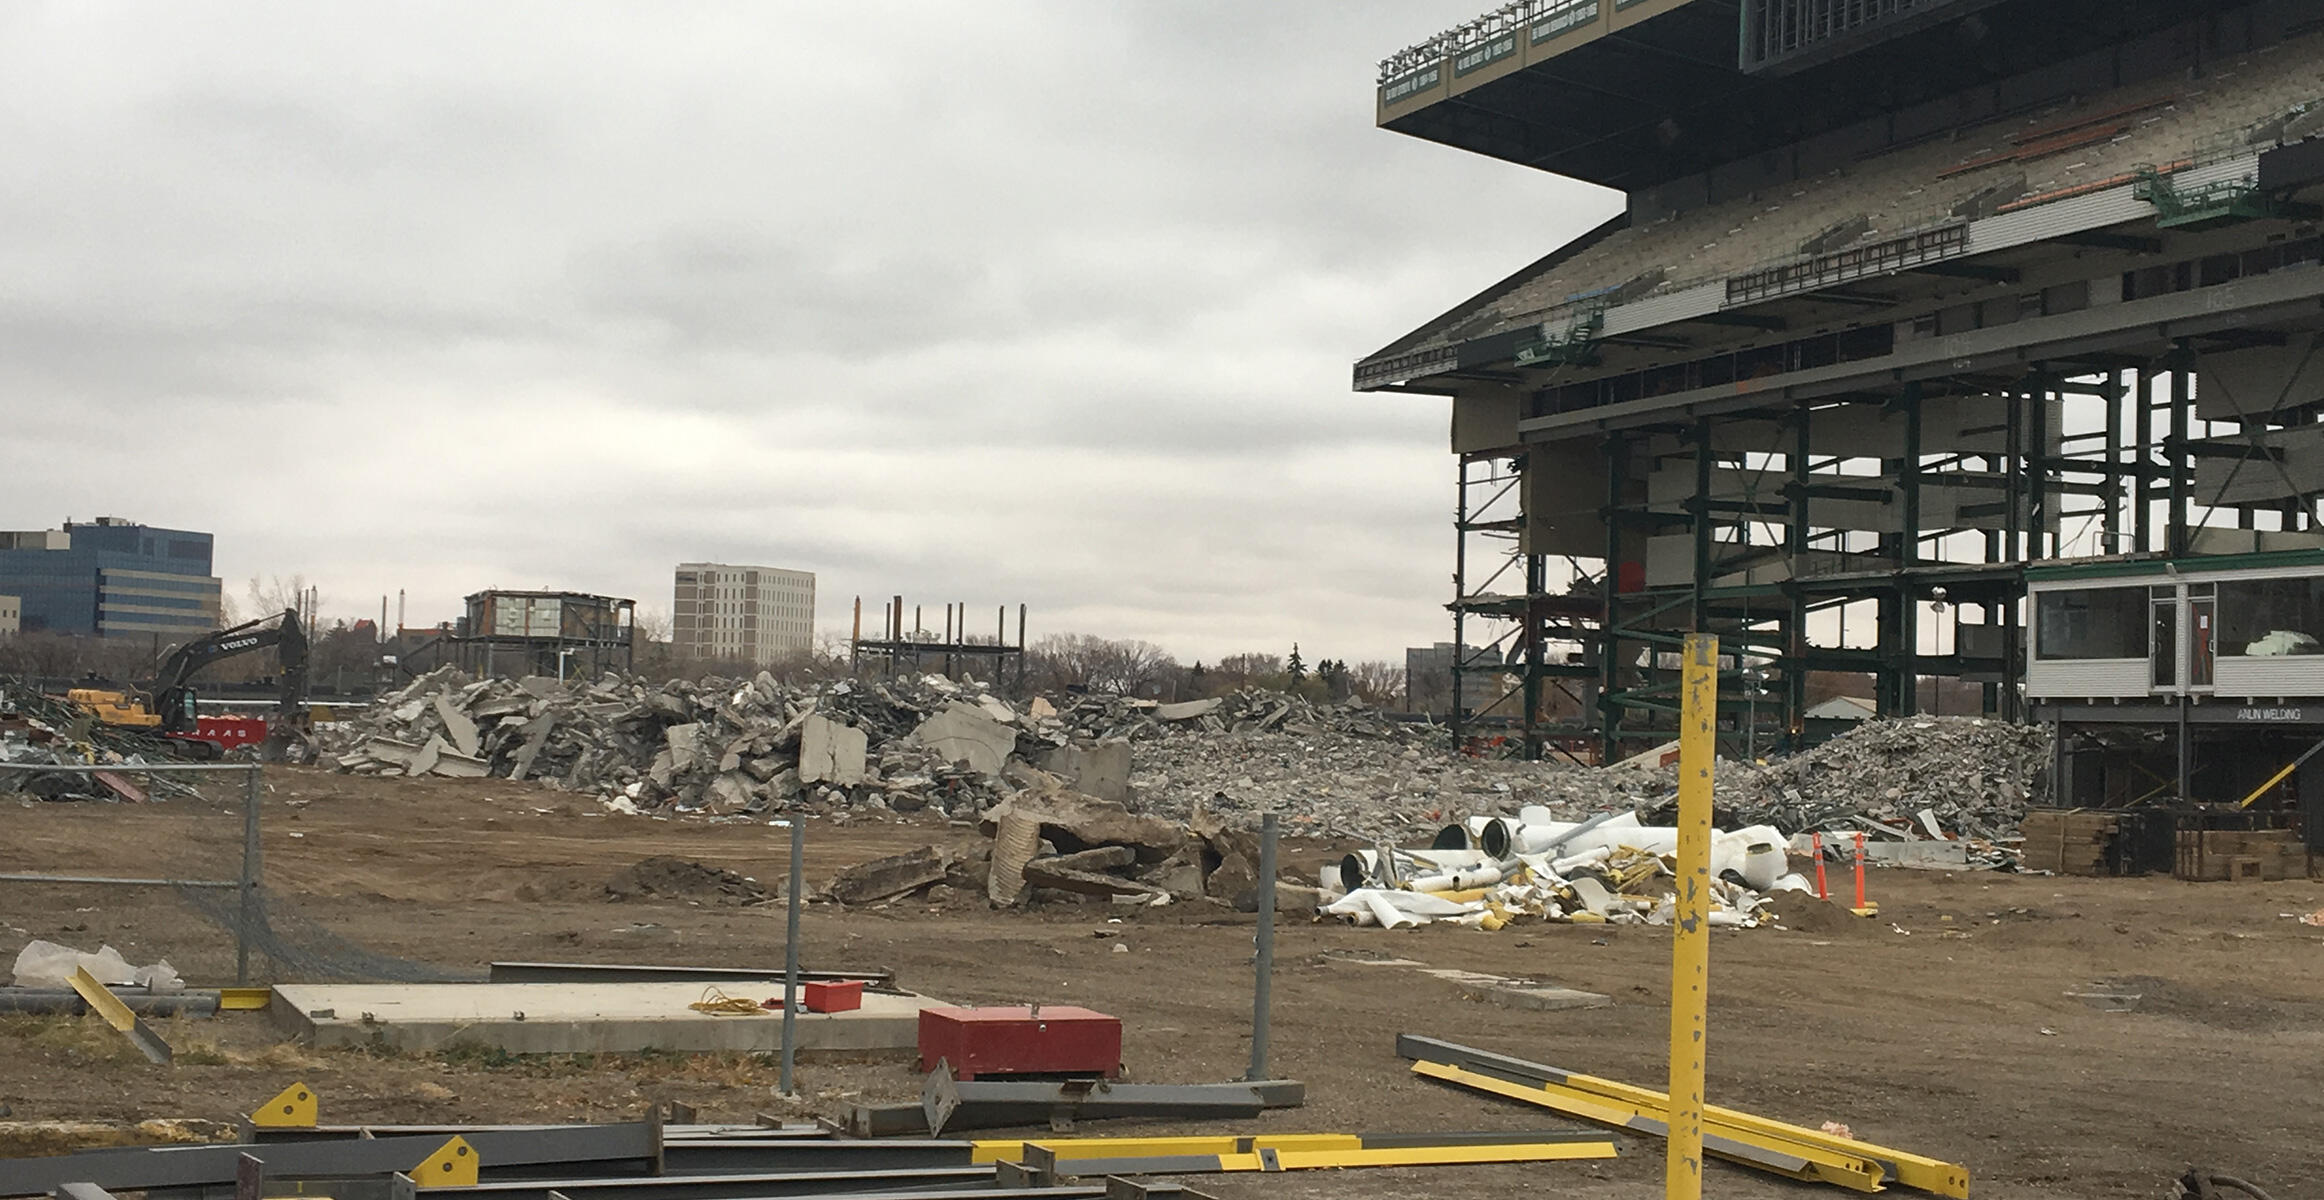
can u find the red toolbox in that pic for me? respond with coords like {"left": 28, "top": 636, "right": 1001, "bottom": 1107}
{"left": 800, "top": 979, "right": 864, "bottom": 1013}
{"left": 916, "top": 1005, "right": 1121, "bottom": 1079}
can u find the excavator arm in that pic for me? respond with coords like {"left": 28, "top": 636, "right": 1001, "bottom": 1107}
{"left": 152, "top": 609, "right": 310, "bottom": 743}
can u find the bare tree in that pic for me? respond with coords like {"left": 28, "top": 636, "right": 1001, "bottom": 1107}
{"left": 1025, "top": 633, "right": 1179, "bottom": 697}
{"left": 247, "top": 574, "right": 316, "bottom": 619}
{"left": 1346, "top": 660, "right": 1407, "bottom": 708}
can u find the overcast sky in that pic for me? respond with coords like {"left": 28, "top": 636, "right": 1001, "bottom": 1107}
{"left": 0, "top": 2, "right": 1618, "bottom": 665}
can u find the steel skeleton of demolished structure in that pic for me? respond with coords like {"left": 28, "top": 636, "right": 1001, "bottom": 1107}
{"left": 1389, "top": 97, "right": 2324, "bottom": 762}
{"left": 848, "top": 595, "right": 1026, "bottom": 689}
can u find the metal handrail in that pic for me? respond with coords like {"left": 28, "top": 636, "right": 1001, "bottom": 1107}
{"left": 1379, "top": 0, "right": 1594, "bottom": 84}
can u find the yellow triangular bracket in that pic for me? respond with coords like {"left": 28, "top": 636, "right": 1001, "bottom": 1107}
{"left": 250, "top": 1081, "right": 318, "bottom": 1128}
{"left": 414, "top": 1135, "right": 479, "bottom": 1187}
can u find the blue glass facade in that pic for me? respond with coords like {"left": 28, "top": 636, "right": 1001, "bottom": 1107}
{"left": 0, "top": 520, "right": 218, "bottom": 636}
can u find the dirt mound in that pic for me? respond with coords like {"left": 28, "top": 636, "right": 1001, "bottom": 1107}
{"left": 1761, "top": 890, "right": 1874, "bottom": 936}
{"left": 603, "top": 856, "right": 769, "bottom": 905}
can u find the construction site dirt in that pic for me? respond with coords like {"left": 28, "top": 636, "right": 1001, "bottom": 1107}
{"left": 3, "top": 768, "right": 2319, "bottom": 1197}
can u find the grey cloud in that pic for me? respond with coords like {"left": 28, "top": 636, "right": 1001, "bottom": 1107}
{"left": 0, "top": 0, "right": 1603, "bottom": 663}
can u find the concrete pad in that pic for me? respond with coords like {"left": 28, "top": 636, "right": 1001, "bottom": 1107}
{"left": 271, "top": 981, "right": 945, "bottom": 1055}
{"left": 1461, "top": 981, "right": 1614, "bottom": 1012}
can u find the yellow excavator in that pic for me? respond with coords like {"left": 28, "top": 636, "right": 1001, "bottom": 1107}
{"left": 62, "top": 608, "right": 310, "bottom": 757}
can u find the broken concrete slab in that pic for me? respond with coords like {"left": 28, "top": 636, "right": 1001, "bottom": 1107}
{"left": 1042, "top": 739, "right": 1131, "bottom": 803}
{"left": 664, "top": 723, "right": 704, "bottom": 771}
{"left": 432, "top": 693, "right": 480, "bottom": 757}
{"left": 1022, "top": 860, "right": 1167, "bottom": 900}
{"left": 1034, "top": 845, "right": 1135, "bottom": 874}
{"left": 509, "top": 713, "right": 556, "bottom": 782}
{"left": 1154, "top": 698, "right": 1222, "bottom": 721}
{"left": 430, "top": 748, "right": 490, "bottom": 779}
{"left": 987, "top": 792, "right": 1184, "bottom": 861}
{"left": 829, "top": 847, "right": 947, "bottom": 906}
{"left": 799, "top": 714, "right": 867, "bottom": 786}
{"left": 912, "top": 702, "right": 1017, "bottom": 776}
{"left": 407, "top": 734, "right": 446, "bottom": 779}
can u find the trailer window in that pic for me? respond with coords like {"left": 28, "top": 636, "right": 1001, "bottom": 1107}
{"left": 2217, "top": 575, "right": 2324, "bottom": 657}
{"left": 2036, "top": 587, "right": 2149, "bottom": 660}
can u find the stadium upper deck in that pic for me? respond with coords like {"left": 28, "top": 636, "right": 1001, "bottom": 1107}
{"left": 1360, "top": 23, "right": 2324, "bottom": 391}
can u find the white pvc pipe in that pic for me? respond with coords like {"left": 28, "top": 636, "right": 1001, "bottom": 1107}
{"left": 1362, "top": 890, "right": 1420, "bottom": 930}
{"left": 1550, "top": 845, "right": 1612, "bottom": 876}
{"left": 1405, "top": 864, "right": 1504, "bottom": 893}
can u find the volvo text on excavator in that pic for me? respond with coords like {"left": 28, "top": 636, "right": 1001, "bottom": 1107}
{"left": 64, "top": 608, "right": 311, "bottom": 758}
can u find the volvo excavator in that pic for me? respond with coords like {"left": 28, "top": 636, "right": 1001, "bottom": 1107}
{"left": 64, "top": 608, "right": 311, "bottom": 758}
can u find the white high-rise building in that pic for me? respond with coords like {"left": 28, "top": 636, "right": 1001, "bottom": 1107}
{"left": 672, "top": 563, "right": 816, "bottom": 665}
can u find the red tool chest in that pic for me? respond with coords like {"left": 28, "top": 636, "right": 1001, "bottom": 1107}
{"left": 800, "top": 979, "right": 864, "bottom": 1013}
{"left": 916, "top": 1005, "right": 1122, "bottom": 1079}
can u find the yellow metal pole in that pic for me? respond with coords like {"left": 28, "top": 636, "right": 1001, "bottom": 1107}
{"left": 1666, "top": 632, "right": 1717, "bottom": 1200}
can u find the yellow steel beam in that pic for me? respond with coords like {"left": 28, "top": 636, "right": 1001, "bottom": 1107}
{"left": 220, "top": 987, "right": 273, "bottom": 1011}
{"left": 250, "top": 1081, "right": 318, "bottom": 1128}
{"left": 1031, "top": 1139, "right": 1616, "bottom": 1177}
{"left": 67, "top": 966, "right": 172, "bottom": 1065}
{"left": 1412, "top": 1061, "right": 1887, "bottom": 1193}
{"left": 1523, "top": 1066, "right": 1966, "bottom": 1197}
{"left": 972, "top": 1134, "right": 1359, "bottom": 1164}
{"left": 1257, "top": 1142, "right": 1613, "bottom": 1170}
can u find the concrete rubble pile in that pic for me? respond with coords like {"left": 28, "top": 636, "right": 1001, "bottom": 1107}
{"left": 823, "top": 773, "right": 1296, "bottom": 911}
{"left": 321, "top": 667, "right": 1050, "bottom": 818}
{"left": 1106, "top": 693, "right": 1597, "bottom": 841}
{"left": 319, "top": 671, "right": 1473, "bottom": 835}
{"left": 1318, "top": 807, "right": 1809, "bottom": 932}
{"left": 810, "top": 769, "right": 1283, "bottom": 911}
{"left": 1621, "top": 716, "right": 2054, "bottom": 867}
{"left": 0, "top": 680, "right": 194, "bottom": 801}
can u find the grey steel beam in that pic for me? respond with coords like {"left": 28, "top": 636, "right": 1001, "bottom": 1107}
{"left": 660, "top": 1142, "right": 972, "bottom": 1176}
{"left": 247, "top": 1125, "right": 825, "bottom": 1147}
{"left": 0, "top": 1124, "right": 659, "bottom": 1197}
{"left": 414, "top": 1168, "right": 1001, "bottom": 1200}
{"left": 469, "top": 1190, "right": 1101, "bottom": 1200}
{"left": 922, "top": 1069, "right": 1304, "bottom": 1136}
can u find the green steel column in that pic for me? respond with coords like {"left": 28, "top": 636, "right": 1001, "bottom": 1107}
{"left": 1601, "top": 434, "right": 1628, "bottom": 762}
{"left": 1524, "top": 547, "right": 1545, "bottom": 761}
{"left": 1452, "top": 457, "right": 1470, "bottom": 754}
{"left": 1786, "top": 404, "right": 1811, "bottom": 740}
{"left": 2134, "top": 366, "right": 2154, "bottom": 553}
{"left": 2104, "top": 368, "right": 2123, "bottom": 552}
{"left": 1691, "top": 419, "right": 1713, "bottom": 631}
{"left": 2028, "top": 370, "right": 2051, "bottom": 559}
{"left": 2169, "top": 348, "right": 2191, "bottom": 558}
{"left": 1897, "top": 386, "right": 1922, "bottom": 716}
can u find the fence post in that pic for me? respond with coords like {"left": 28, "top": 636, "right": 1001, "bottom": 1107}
{"left": 779, "top": 810, "right": 803, "bottom": 1097}
{"left": 238, "top": 765, "right": 263, "bottom": 986}
{"left": 1246, "top": 811, "right": 1278, "bottom": 1082}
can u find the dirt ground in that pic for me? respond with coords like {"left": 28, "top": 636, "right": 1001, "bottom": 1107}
{"left": 3, "top": 766, "right": 2322, "bottom": 1198}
